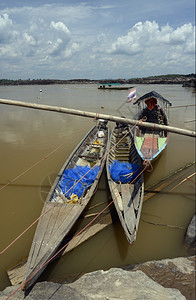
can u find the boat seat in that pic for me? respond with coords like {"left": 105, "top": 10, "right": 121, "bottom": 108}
{"left": 87, "top": 143, "right": 104, "bottom": 148}
{"left": 78, "top": 155, "right": 101, "bottom": 160}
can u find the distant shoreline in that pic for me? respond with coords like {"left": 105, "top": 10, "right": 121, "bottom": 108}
{"left": 0, "top": 74, "right": 195, "bottom": 87}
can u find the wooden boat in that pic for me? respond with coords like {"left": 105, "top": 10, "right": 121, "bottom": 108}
{"left": 133, "top": 91, "right": 172, "bottom": 161}
{"left": 106, "top": 122, "right": 144, "bottom": 244}
{"left": 23, "top": 119, "right": 109, "bottom": 291}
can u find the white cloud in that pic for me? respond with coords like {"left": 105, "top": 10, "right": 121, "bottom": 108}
{"left": 104, "top": 20, "right": 195, "bottom": 77}
{"left": 23, "top": 32, "right": 36, "bottom": 46}
{"left": 50, "top": 21, "right": 70, "bottom": 35}
{"left": 63, "top": 42, "right": 80, "bottom": 58}
{"left": 0, "top": 13, "right": 12, "bottom": 29}
{"left": 0, "top": 2, "right": 195, "bottom": 79}
{"left": 109, "top": 21, "right": 159, "bottom": 55}
{"left": 48, "top": 38, "right": 63, "bottom": 56}
{"left": 0, "top": 13, "right": 15, "bottom": 43}
{"left": 0, "top": 13, "right": 11, "bottom": 26}
{"left": 158, "top": 23, "right": 194, "bottom": 47}
{"left": 109, "top": 21, "right": 195, "bottom": 57}
{"left": 0, "top": 10, "right": 80, "bottom": 66}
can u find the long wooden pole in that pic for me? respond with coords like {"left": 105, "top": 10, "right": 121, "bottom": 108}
{"left": 0, "top": 98, "right": 195, "bottom": 137}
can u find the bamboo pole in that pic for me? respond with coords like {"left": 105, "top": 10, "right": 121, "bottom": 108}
{"left": 0, "top": 98, "right": 195, "bottom": 137}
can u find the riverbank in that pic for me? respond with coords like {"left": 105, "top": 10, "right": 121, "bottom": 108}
{"left": 0, "top": 255, "right": 195, "bottom": 300}
{"left": 2, "top": 214, "right": 195, "bottom": 300}
{"left": 0, "top": 74, "right": 195, "bottom": 86}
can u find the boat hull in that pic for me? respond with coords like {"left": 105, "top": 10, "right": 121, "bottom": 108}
{"left": 23, "top": 120, "right": 109, "bottom": 291}
{"left": 106, "top": 123, "right": 144, "bottom": 244}
{"left": 134, "top": 129, "right": 169, "bottom": 162}
{"left": 133, "top": 91, "right": 171, "bottom": 162}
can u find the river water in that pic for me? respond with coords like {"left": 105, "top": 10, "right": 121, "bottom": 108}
{"left": 0, "top": 84, "right": 195, "bottom": 290}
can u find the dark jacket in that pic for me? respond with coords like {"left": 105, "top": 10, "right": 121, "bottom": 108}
{"left": 139, "top": 105, "right": 168, "bottom": 134}
{"left": 139, "top": 105, "right": 167, "bottom": 124}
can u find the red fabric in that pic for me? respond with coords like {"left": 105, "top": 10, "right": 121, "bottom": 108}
{"left": 142, "top": 137, "right": 158, "bottom": 150}
{"left": 145, "top": 97, "right": 157, "bottom": 111}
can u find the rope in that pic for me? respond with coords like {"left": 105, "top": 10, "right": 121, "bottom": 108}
{"left": 143, "top": 159, "right": 153, "bottom": 172}
{"left": 169, "top": 172, "right": 196, "bottom": 192}
{"left": 137, "top": 116, "right": 147, "bottom": 137}
{"left": 0, "top": 133, "right": 103, "bottom": 255}
{"left": 60, "top": 124, "right": 137, "bottom": 202}
{"left": 0, "top": 125, "right": 96, "bottom": 254}
{"left": 5, "top": 199, "right": 114, "bottom": 299}
{"left": 144, "top": 161, "right": 195, "bottom": 194}
{"left": 0, "top": 139, "right": 68, "bottom": 192}
{"left": 94, "top": 112, "right": 100, "bottom": 123}
{"left": 1, "top": 122, "right": 132, "bottom": 255}
{"left": 0, "top": 139, "right": 77, "bottom": 255}
{"left": 4, "top": 122, "right": 149, "bottom": 300}
{"left": 6, "top": 161, "right": 148, "bottom": 300}
{"left": 141, "top": 218, "right": 185, "bottom": 230}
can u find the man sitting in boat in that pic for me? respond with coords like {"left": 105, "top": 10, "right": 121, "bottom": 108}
{"left": 139, "top": 97, "right": 167, "bottom": 134}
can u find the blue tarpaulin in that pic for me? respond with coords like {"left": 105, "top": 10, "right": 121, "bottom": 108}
{"left": 109, "top": 160, "right": 140, "bottom": 183}
{"left": 59, "top": 165, "right": 100, "bottom": 198}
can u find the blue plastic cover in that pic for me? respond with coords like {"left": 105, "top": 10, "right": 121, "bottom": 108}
{"left": 109, "top": 160, "right": 140, "bottom": 183}
{"left": 59, "top": 165, "right": 100, "bottom": 198}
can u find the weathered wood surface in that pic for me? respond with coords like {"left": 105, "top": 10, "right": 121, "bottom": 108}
{"left": 0, "top": 98, "right": 195, "bottom": 137}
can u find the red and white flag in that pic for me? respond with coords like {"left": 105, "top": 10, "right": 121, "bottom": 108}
{"left": 127, "top": 88, "right": 136, "bottom": 103}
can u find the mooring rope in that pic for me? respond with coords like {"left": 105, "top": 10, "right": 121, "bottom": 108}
{"left": 0, "top": 139, "right": 68, "bottom": 192}
{"left": 0, "top": 124, "right": 97, "bottom": 254}
{"left": 0, "top": 123, "right": 135, "bottom": 255}
{"left": 6, "top": 161, "right": 149, "bottom": 300}
{"left": 3, "top": 121, "right": 152, "bottom": 299}
{"left": 169, "top": 172, "right": 196, "bottom": 192}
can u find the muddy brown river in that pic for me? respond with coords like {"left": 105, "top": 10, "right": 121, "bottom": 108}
{"left": 0, "top": 84, "right": 195, "bottom": 290}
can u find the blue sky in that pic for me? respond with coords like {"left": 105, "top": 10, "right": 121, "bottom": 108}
{"left": 0, "top": 0, "right": 195, "bottom": 80}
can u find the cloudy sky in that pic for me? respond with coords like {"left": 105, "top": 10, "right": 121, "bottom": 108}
{"left": 0, "top": 0, "right": 195, "bottom": 80}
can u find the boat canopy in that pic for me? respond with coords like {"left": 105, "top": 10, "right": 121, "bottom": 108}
{"left": 133, "top": 91, "right": 172, "bottom": 106}
{"left": 98, "top": 83, "right": 121, "bottom": 86}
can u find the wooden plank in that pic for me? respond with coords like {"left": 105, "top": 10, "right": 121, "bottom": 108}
{"left": 50, "top": 203, "right": 72, "bottom": 237}
{"left": 24, "top": 202, "right": 72, "bottom": 279}
{"left": 42, "top": 205, "right": 64, "bottom": 242}
{"left": 110, "top": 182, "right": 123, "bottom": 211}
{"left": 121, "top": 184, "right": 135, "bottom": 233}
{"left": 64, "top": 213, "right": 113, "bottom": 253}
{"left": 47, "top": 205, "right": 80, "bottom": 246}
{"left": 7, "top": 261, "right": 26, "bottom": 285}
{"left": 24, "top": 202, "right": 54, "bottom": 277}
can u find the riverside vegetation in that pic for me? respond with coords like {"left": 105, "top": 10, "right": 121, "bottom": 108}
{"left": 0, "top": 74, "right": 195, "bottom": 87}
